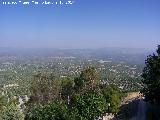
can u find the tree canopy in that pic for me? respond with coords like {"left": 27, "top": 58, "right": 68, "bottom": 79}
{"left": 141, "top": 45, "right": 160, "bottom": 104}
{"left": 2, "top": 67, "right": 123, "bottom": 120}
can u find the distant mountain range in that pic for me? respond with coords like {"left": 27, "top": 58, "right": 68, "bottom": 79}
{"left": 0, "top": 47, "right": 153, "bottom": 65}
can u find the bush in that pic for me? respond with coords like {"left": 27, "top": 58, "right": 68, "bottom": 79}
{"left": 72, "top": 90, "right": 107, "bottom": 120}
{"left": 101, "top": 85, "right": 123, "bottom": 113}
{"left": 25, "top": 100, "right": 70, "bottom": 120}
{"left": 1, "top": 103, "right": 24, "bottom": 120}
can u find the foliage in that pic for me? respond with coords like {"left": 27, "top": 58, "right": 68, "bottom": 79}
{"left": 0, "top": 103, "right": 24, "bottom": 120}
{"left": 74, "top": 67, "right": 100, "bottom": 92}
{"left": 29, "top": 72, "right": 61, "bottom": 104}
{"left": 25, "top": 100, "right": 70, "bottom": 120}
{"left": 71, "top": 90, "right": 107, "bottom": 120}
{"left": 74, "top": 77, "right": 84, "bottom": 92}
{"left": 0, "top": 95, "right": 7, "bottom": 112}
{"left": 101, "top": 85, "right": 123, "bottom": 113}
{"left": 24, "top": 67, "right": 123, "bottom": 119}
{"left": 141, "top": 45, "right": 160, "bottom": 104}
{"left": 61, "top": 77, "right": 74, "bottom": 104}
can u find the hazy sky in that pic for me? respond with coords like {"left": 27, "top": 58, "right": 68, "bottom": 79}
{"left": 0, "top": 0, "right": 160, "bottom": 49}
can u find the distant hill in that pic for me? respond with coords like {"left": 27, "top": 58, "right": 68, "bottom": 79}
{"left": 0, "top": 47, "right": 152, "bottom": 65}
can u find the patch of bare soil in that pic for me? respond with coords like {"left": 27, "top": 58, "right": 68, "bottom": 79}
{"left": 122, "top": 92, "right": 142, "bottom": 104}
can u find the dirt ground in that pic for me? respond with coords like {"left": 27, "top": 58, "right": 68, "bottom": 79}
{"left": 123, "top": 92, "right": 142, "bottom": 103}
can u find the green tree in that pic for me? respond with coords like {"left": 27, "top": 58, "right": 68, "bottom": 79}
{"left": 29, "top": 72, "right": 61, "bottom": 104}
{"left": 25, "top": 100, "right": 70, "bottom": 120}
{"left": 0, "top": 95, "right": 7, "bottom": 112}
{"left": 25, "top": 68, "right": 123, "bottom": 120}
{"left": 141, "top": 45, "right": 160, "bottom": 104}
{"left": 72, "top": 90, "right": 107, "bottom": 120}
{"left": 1, "top": 103, "right": 24, "bottom": 120}
{"left": 74, "top": 67, "right": 100, "bottom": 92}
{"left": 61, "top": 77, "right": 74, "bottom": 104}
{"left": 101, "top": 85, "right": 123, "bottom": 113}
